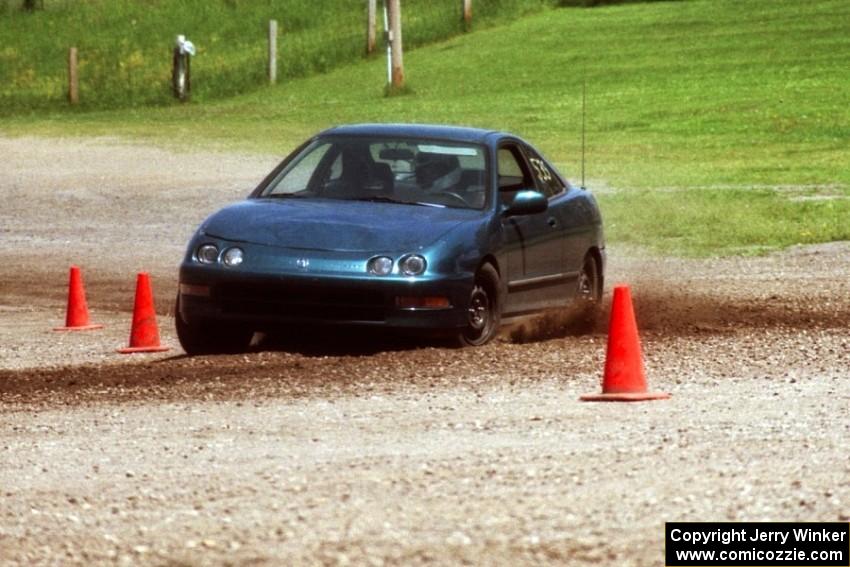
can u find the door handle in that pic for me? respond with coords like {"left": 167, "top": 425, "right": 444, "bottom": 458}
{"left": 547, "top": 217, "right": 558, "bottom": 228}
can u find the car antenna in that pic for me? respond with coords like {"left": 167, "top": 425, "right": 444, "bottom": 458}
{"left": 581, "top": 70, "right": 587, "bottom": 190}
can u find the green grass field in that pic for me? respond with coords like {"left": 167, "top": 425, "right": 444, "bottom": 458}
{"left": 0, "top": 0, "right": 553, "bottom": 112}
{"left": 2, "top": 0, "right": 849, "bottom": 256}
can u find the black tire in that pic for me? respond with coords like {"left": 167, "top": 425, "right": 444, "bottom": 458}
{"left": 175, "top": 296, "right": 253, "bottom": 355}
{"left": 572, "top": 254, "right": 602, "bottom": 333}
{"left": 455, "top": 263, "right": 501, "bottom": 347}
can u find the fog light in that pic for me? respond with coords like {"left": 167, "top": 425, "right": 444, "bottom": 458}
{"left": 179, "top": 283, "right": 211, "bottom": 297}
{"left": 367, "top": 256, "right": 393, "bottom": 276}
{"left": 197, "top": 244, "right": 219, "bottom": 264}
{"left": 399, "top": 254, "right": 426, "bottom": 276}
{"left": 395, "top": 296, "right": 451, "bottom": 309}
{"left": 222, "top": 247, "right": 244, "bottom": 267}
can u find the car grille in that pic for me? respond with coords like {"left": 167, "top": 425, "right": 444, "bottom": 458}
{"left": 214, "top": 282, "right": 386, "bottom": 322}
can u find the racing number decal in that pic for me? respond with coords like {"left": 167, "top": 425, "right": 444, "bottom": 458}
{"left": 529, "top": 158, "right": 552, "bottom": 183}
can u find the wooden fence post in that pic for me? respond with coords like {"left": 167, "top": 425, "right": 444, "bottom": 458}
{"left": 462, "top": 0, "right": 472, "bottom": 29}
{"left": 268, "top": 19, "right": 278, "bottom": 84}
{"left": 388, "top": 0, "right": 404, "bottom": 88}
{"left": 68, "top": 47, "right": 79, "bottom": 105}
{"left": 366, "top": 0, "right": 377, "bottom": 55}
{"left": 172, "top": 36, "right": 191, "bottom": 102}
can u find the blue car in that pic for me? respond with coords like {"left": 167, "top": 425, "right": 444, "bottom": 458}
{"left": 176, "top": 124, "right": 605, "bottom": 354}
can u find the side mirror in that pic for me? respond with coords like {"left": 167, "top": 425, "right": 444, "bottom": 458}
{"left": 503, "top": 189, "right": 548, "bottom": 216}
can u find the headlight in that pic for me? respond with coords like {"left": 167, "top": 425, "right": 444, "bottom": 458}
{"left": 399, "top": 254, "right": 426, "bottom": 276}
{"left": 222, "top": 247, "right": 244, "bottom": 267}
{"left": 367, "top": 256, "right": 393, "bottom": 276}
{"left": 197, "top": 244, "right": 219, "bottom": 264}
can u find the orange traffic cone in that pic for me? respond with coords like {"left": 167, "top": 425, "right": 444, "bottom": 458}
{"left": 580, "top": 284, "right": 670, "bottom": 402}
{"left": 117, "top": 272, "right": 170, "bottom": 354}
{"left": 54, "top": 265, "right": 104, "bottom": 331}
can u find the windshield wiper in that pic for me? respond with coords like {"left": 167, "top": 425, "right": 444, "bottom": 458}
{"left": 348, "top": 196, "right": 445, "bottom": 208}
{"left": 261, "top": 192, "right": 309, "bottom": 199}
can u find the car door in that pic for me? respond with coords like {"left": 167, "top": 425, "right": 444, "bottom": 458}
{"left": 524, "top": 143, "right": 590, "bottom": 301}
{"left": 498, "top": 141, "right": 564, "bottom": 312}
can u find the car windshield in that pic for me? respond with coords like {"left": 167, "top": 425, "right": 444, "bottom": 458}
{"left": 259, "top": 136, "right": 489, "bottom": 210}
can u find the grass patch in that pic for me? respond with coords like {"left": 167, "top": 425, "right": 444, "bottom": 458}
{"left": 598, "top": 186, "right": 850, "bottom": 256}
{"left": 2, "top": 0, "right": 849, "bottom": 256}
{"left": 0, "top": 0, "right": 555, "bottom": 113}
{"left": 383, "top": 83, "right": 416, "bottom": 98}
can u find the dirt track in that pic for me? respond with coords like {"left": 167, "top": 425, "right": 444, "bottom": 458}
{"left": 0, "top": 137, "right": 848, "bottom": 566}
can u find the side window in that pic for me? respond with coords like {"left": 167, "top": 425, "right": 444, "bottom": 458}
{"left": 525, "top": 146, "right": 565, "bottom": 198}
{"left": 497, "top": 145, "right": 533, "bottom": 192}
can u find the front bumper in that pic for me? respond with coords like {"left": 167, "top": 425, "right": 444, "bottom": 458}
{"left": 178, "top": 264, "right": 473, "bottom": 331}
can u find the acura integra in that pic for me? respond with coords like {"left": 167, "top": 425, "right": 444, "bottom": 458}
{"left": 176, "top": 124, "right": 605, "bottom": 354}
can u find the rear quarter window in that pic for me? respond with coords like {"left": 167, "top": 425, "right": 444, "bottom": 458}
{"left": 525, "top": 147, "right": 565, "bottom": 198}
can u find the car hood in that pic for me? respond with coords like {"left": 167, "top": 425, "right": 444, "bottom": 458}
{"left": 201, "top": 198, "right": 480, "bottom": 252}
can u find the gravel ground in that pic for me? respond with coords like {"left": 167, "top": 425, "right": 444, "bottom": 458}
{"left": 0, "top": 137, "right": 848, "bottom": 566}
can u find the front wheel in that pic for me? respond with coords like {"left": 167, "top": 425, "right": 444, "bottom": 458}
{"left": 455, "top": 263, "right": 501, "bottom": 347}
{"left": 175, "top": 296, "right": 254, "bottom": 355}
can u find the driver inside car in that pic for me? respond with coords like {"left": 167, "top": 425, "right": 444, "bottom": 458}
{"left": 415, "top": 152, "right": 462, "bottom": 194}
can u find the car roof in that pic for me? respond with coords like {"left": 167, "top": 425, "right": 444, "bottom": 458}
{"left": 320, "top": 123, "right": 504, "bottom": 144}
